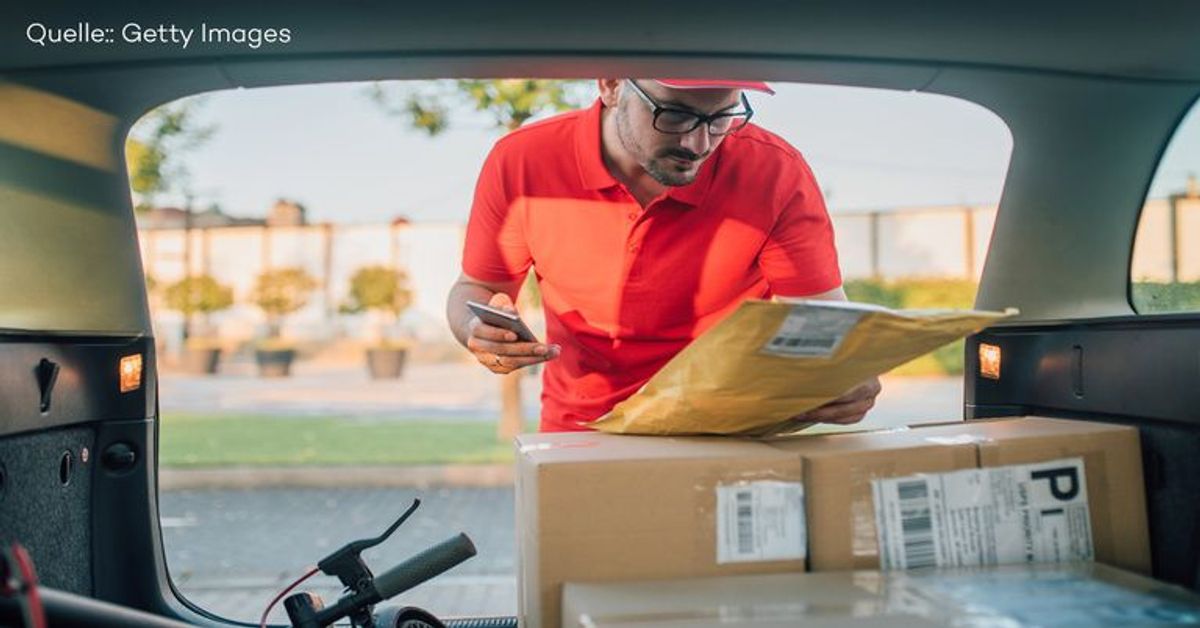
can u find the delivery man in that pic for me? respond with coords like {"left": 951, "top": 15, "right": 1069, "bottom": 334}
{"left": 447, "top": 78, "right": 882, "bottom": 432}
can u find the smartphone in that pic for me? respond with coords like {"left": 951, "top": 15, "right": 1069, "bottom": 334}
{"left": 466, "top": 300, "right": 540, "bottom": 343}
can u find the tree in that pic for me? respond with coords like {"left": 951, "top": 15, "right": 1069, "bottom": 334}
{"left": 343, "top": 265, "right": 415, "bottom": 343}
{"left": 251, "top": 268, "right": 319, "bottom": 339}
{"left": 125, "top": 98, "right": 217, "bottom": 213}
{"left": 162, "top": 275, "right": 235, "bottom": 339}
{"left": 367, "top": 79, "right": 592, "bottom": 441}
{"left": 366, "top": 79, "right": 593, "bottom": 134}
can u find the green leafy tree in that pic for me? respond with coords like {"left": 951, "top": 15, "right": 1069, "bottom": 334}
{"left": 164, "top": 275, "right": 234, "bottom": 317}
{"left": 366, "top": 79, "right": 593, "bottom": 134}
{"left": 367, "top": 79, "right": 592, "bottom": 440}
{"left": 343, "top": 265, "right": 415, "bottom": 343}
{"left": 251, "top": 268, "right": 319, "bottom": 339}
{"left": 125, "top": 98, "right": 217, "bottom": 212}
{"left": 163, "top": 275, "right": 235, "bottom": 341}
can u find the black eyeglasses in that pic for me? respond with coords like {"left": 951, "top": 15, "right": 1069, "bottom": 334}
{"left": 625, "top": 79, "right": 754, "bottom": 136}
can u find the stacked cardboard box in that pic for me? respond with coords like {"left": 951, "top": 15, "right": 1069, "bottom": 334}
{"left": 770, "top": 417, "right": 1150, "bottom": 573}
{"left": 516, "top": 433, "right": 805, "bottom": 628}
{"left": 516, "top": 417, "right": 1151, "bottom": 628}
{"left": 561, "top": 563, "right": 1200, "bottom": 628}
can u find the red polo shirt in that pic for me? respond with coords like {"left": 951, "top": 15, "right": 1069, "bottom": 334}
{"left": 464, "top": 100, "right": 841, "bottom": 432}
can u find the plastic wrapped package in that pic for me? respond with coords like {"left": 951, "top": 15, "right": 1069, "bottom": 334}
{"left": 562, "top": 563, "right": 1200, "bottom": 627}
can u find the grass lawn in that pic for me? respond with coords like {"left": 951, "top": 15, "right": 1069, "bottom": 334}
{"left": 159, "top": 414, "right": 536, "bottom": 467}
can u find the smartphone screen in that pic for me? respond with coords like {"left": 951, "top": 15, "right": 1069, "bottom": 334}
{"left": 466, "top": 300, "right": 540, "bottom": 343}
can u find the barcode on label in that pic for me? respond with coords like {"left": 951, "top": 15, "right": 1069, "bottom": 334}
{"left": 768, "top": 336, "right": 837, "bottom": 350}
{"left": 736, "top": 490, "right": 754, "bottom": 555}
{"left": 716, "top": 481, "right": 805, "bottom": 564}
{"left": 897, "top": 479, "right": 936, "bottom": 568}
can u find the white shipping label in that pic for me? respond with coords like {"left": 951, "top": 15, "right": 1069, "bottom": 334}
{"left": 761, "top": 304, "right": 865, "bottom": 358}
{"left": 716, "top": 481, "right": 806, "bottom": 564}
{"left": 872, "top": 458, "right": 1094, "bottom": 569}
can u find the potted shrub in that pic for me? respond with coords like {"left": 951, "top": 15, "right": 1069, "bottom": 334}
{"left": 343, "top": 265, "right": 415, "bottom": 379}
{"left": 162, "top": 275, "right": 234, "bottom": 374}
{"left": 250, "top": 267, "right": 318, "bottom": 377}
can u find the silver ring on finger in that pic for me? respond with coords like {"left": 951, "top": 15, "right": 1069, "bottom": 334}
{"left": 493, "top": 355, "right": 504, "bottom": 368}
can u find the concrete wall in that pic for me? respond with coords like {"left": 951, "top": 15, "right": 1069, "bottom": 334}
{"left": 139, "top": 200, "right": 1197, "bottom": 347}
{"left": 1132, "top": 197, "right": 1200, "bottom": 283}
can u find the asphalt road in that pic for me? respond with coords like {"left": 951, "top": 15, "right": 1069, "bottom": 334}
{"left": 156, "top": 361, "right": 963, "bottom": 623}
{"left": 161, "top": 486, "right": 518, "bottom": 623}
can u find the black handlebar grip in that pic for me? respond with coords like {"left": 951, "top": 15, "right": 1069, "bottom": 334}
{"left": 372, "top": 533, "right": 477, "bottom": 602}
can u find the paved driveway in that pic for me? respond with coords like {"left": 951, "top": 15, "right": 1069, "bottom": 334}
{"left": 162, "top": 487, "right": 516, "bottom": 623}
{"left": 158, "top": 358, "right": 963, "bottom": 622}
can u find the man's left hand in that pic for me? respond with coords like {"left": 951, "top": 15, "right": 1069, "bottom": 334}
{"left": 791, "top": 377, "right": 882, "bottom": 425}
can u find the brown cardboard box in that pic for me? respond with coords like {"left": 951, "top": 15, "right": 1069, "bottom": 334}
{"left": 561, "top": 563, "right": 1200, "bottom": 627}
{"left": 516, "top": 432, "right": 806, "bottom": 628}
{"left": 519, "top": 417, "right": 1150, "bottom": 627}
{"left": 768, "top": 416, "right": 1150, "bottom": 574}
{"left": 768, "top": 428, "right": 979, "bottom": 572}
{"left": 970, "top": 417, "right": 1151, "bottom": 573}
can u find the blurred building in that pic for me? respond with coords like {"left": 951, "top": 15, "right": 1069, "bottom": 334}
{"left": 137, "top": 198, "right": 1198, "bottom": 352}
{"left": 267, "top": 199, "right": 307, "bottom": 227}
{"left": 138, "top": 205, "right": 264, "bottom": 230}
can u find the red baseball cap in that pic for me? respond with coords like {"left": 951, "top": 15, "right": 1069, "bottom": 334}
{"left": 654, "top": 79, "right": 775, "bottom": 95}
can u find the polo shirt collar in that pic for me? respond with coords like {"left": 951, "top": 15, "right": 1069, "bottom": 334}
{"left": 575, "top": 99, "right": 618, "bottom": 191}
{"left": 575, "top": 99, "right": 720, "bottom": 208}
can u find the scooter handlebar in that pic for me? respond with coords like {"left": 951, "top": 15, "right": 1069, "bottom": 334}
{"left": 372, "top": 533, "right": 477, "bottom": 602}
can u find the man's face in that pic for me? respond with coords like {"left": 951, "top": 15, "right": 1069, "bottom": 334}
{"left": 613, "top": 80, "right": 743, "bottom": 187}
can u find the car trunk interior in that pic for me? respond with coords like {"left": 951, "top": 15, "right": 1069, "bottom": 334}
{"left": 2, "top": 2, "right": 1200, "bottom": 625}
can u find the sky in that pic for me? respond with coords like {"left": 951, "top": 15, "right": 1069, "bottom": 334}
{"left": 138, "top": 78, "right": 1200, "bottom": 226}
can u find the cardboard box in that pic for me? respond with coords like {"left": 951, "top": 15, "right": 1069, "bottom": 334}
{"left": 769, "top": 416, "right": 1150, "bottom": 573}
{"left": 516, "top": 432, "right": 806, "bottom": 628}
{"left": 767, "top": 428, "right": 979, "bottom": 572}
{"left": 518, "top": 417, "right": 1151, "bottom": 627}
{"left": 561, "top": 563, "right": 1200, "bottom": 627}
{"left": 969, "top": 417, "right": 1151, "bottom": 574}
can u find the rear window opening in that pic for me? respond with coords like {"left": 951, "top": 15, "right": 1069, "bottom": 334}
{"left": 1132, "top": 95, "right": 1200, "bottom": 315}
{"left": 127, "top": 78, "right": 1011, "bottom": 622}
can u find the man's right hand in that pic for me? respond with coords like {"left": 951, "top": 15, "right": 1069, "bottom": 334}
{"left": 466, "top": 292, "right": 561, "bottom": 375}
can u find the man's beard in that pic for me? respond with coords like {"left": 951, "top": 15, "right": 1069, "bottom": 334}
{"left": 616, "top": 105, "right": 707, "bottom": 187}
{"left": 644, "top": 150, "right": 705, "bottom": 186}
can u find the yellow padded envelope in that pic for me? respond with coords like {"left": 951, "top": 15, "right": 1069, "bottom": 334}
{"left": 589, "top": 300, "right": 1016, "bottom": 437}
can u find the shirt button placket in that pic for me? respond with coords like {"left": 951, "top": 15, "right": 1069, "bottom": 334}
{"left": 626, "top": 208, "right": 643, "bottom": 280}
